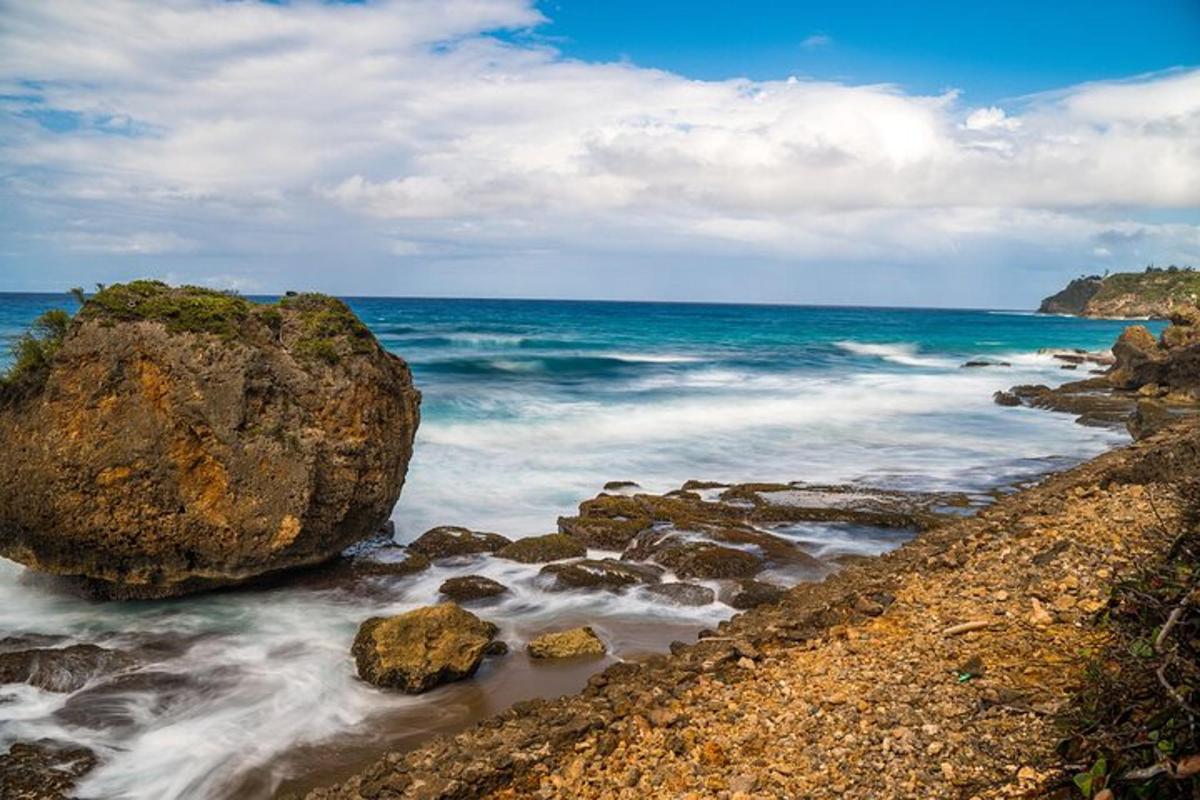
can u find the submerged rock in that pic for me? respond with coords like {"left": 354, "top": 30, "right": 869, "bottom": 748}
{"left": 527, "top": 627, "right": 607, "bottom": 659}
{"left": 644, "top": 582, "right": 716, "bottom": 606}
{"left": 407, "top": 526, "right": 511, "bottom": 560}
{"left": 495, "top": 534, "right": 586, "bottom": 564}
{"left": 351, "top": 604, "right": 499, "bottom": 693}
{"left": 0, "top": 644, "right": 132, "bottom": 693}
{"left": 347, "top": 545, "right": 430, "bottom": 578}
{"left": 993, "top": 390, "right": 1021, "bottom": 407}
{"left": 539, "top": 558, "right": 663, "bottom": 592}
{"left": 439, "top": 575, "right": 509, "bottom": 602}
{"left": 0, "top": 282, "right": 421, "bottom": 599}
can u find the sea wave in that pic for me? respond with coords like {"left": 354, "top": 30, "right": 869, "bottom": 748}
{"left": 833, "top": 340, "right": 957, "bottom": 368}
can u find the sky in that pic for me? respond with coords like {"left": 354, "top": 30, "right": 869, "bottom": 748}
{"left": 0, "top": 0, "right": 1198, "bottom": 308}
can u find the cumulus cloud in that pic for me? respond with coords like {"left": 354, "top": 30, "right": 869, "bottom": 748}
{"left": 0, "top": 0, "right": 1197, "bottom": 301}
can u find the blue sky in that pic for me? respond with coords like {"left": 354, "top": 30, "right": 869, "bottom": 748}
{"left": 0, "top": 0, "right": 1197, "bottom": 307}
{"left": 536, "top": 0, "right": 1200, "bottom": 101}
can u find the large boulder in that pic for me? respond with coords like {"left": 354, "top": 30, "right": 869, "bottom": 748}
{"left": 0, "top": 282, "right": 420, "bottom": 598}
{"left": 526, "top": 627, "right": 606, "bottom": 659}
{"left": 351, "top": 604, "right": 499, "bottom": 693}
{"left": 407, "top": 526, "right": 510, "bottom": 560}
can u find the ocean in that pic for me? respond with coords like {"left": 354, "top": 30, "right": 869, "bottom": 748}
{"left": 0, "top": 294, "right": 1159, "bottom": 798}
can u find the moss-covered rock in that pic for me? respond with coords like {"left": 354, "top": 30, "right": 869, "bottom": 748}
{"left": 526, "top": 627, "right": 606, "bottom": 659}
{"left": 495, "top": 534, "right": 585, "bottom": 564}
{"left": 352, "top": 604, "right": 499, "bottom": 693}
{"left": 408, "top": 526, "right": 511, "bottom": 560}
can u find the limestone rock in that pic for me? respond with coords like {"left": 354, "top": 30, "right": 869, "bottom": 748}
{"left": 0, "top": 282, "right": 420, "bottom": 598}
{"left": 352, "top": 604, "right": 498, "bottom": 693}
{"left": 527, "top": 627, "right": 607, "bottom": 659}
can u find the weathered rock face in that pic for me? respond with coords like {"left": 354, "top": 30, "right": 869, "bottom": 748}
{"left": 352, "top": 604, "right": 499, "bottom": 693}
{"left": 539, "top": 558, "right": 663, "bottom": 592}
{"left": 526, "top": 627, "right": 606, "bottom": 659}
{"left": 0, "top": 282, "right": 421, "bottom": 598}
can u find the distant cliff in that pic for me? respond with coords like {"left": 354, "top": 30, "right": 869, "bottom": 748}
{"left": 1039, "top": 267, "right": 1200, "bottom": 318}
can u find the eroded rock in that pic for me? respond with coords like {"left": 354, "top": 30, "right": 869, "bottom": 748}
{"left": 351, "top": 604, "right": 498, "bottom": 693}
{"left": 0, "top": 282, "right": 421, "bottom": 598}
{"left": 719, "top": 579, "right": 787, "bottom": 610}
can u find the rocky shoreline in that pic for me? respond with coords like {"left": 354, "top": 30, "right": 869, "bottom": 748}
{"left": 300, "top": 417, "right": 1198, "bottom": 799}
{"left": 297, "top": 313, "right": 1200, "bottom": 799}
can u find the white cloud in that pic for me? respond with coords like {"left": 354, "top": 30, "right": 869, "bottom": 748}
{"left": 0, "top": 0, "right": 1197, "bottom": 301}
{"left": 801, "top": 34, "right": 833, "bottom": 49}
{"left": 57, "top": 231, "right": 198, "bottom": 255}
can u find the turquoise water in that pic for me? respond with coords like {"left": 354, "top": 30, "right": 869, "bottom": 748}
{"left": 0, "top": 293, "right": 1157, "bottom": 798}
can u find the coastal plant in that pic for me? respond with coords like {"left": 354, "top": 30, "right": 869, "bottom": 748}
{"left": 0, "top": 306, "right": 72, "bottom": 403}
{"left": 1056, "top": 437, "right": 1200, "bottom": 798}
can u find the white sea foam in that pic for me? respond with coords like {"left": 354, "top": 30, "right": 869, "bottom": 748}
{"left": 833, "top": 340, "right": 958, "bottom": 368}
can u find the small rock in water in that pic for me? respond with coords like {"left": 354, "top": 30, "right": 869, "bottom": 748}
{"left": 495, "top": 533, "right": 586, "bottom": 564}
{"left": 993, "top": 390, "right": 1022, "bottom": 407}
{"left": 407, "top": 526, "right": 511, "bottom": 560}
{"left": 439, "top": 575, "right": 509, "bottom": 602}
{"left": 527, "top": 627, "right": 607, "bottom": 659}
{"left": 352, "top": 605, "right": 499, "bottom": 693}
{"left": 644, "top": 582, "right": 716, "bottom": 606}
{"left": 603, "top": 480, "right": 641, "bottom": 492}
{"left": 0, "top": 644, "right": 132, "bottom": 693}
{"left": 539, "top": 558, "right": 663, "bottom": 591}
{"left": 719, "top": 579, "right": 786, "bottom": 610}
